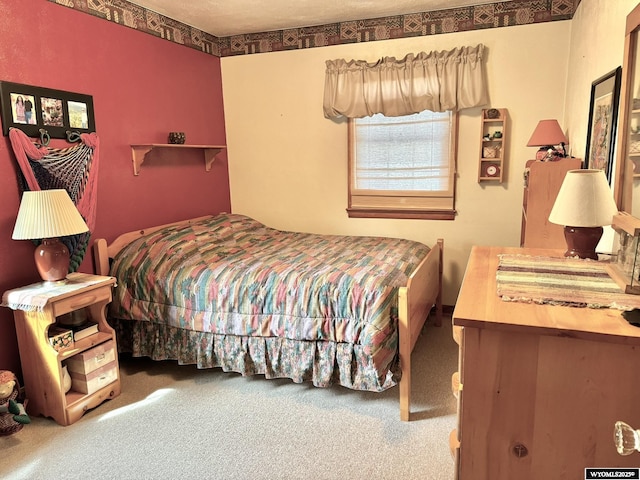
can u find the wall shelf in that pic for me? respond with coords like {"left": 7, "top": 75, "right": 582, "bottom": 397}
{"left": 478, "top": 108, "right": 508, "bottom": 183}
{"left": 130, "top": 144, "right": 226, "bottom": 175}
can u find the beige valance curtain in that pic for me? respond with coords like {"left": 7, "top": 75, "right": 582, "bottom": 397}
{"left": 323, "top": 44, "right": 487, "bottom": 118}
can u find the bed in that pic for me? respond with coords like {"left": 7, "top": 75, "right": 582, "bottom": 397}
{"left": 93, "top": 213, "right": 443, "bottom": 420}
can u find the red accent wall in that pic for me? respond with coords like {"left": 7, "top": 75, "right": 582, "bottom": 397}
{"left": 0, "top": 0, "right": 231, "bottom": 376}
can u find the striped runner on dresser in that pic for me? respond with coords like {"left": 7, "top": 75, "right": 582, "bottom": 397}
{"left": 496, "top": 254, "right": 640, "bottom": 310}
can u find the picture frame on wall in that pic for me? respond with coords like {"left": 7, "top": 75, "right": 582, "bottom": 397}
{"left": 585, "top": 66, "right": 622, "bottom": 183}
{"left": 0, "top": 81, "right": 95, "bottom": 140}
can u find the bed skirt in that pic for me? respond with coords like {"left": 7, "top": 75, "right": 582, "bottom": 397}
{"left": 110, "top": 318, "right": 400, "bottom": 392}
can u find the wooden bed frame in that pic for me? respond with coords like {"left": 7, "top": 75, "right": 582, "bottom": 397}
{"left": 93, "top": 216, "right": 443, "bottom": 421}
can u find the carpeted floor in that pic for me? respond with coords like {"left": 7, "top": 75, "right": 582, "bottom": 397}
{"left": 2, "top": 315, "right": 457, "bottom": 480}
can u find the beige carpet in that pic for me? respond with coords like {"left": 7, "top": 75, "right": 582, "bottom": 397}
{"left": 2, "top": 315, "right": 457, "bottom": 480}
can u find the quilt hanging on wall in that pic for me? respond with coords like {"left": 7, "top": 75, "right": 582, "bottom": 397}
{"left": 8, "top": 127, "right": 100, "bottom": 271}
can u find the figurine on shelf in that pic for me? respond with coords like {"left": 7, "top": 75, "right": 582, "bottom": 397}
{"left": 541, "top": 148, "right": 557, "bottom": 161}
{"left": 483, "top": 134, "right": 491, "bottom": 141}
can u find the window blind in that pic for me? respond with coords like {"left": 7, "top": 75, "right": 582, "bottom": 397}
{"left": 348, "top": 110, "right": 456, "bottom": 219}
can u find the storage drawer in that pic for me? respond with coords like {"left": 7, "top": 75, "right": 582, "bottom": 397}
{"left": 69, "top": 360, "right": 118, "bottom": 394}
{"left": 65, "top": 340, "right": 116, "bottom": 375}
{"left": 52, "top": 286, "right": 112, "bottom": 317}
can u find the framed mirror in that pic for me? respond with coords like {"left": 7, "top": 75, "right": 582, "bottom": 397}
{"left": 615, "top": 3, "right": 640, "bottom": 215}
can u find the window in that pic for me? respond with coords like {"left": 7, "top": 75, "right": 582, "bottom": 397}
{"left": 348, "top": 109, "right": 457, "bottom": 220}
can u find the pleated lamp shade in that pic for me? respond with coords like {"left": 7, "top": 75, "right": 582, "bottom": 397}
{"left": 12, "top": 189, "right": 88, "bottom": 283}
{"left": 548, "top": 170, "right": 618, "bottom": 259}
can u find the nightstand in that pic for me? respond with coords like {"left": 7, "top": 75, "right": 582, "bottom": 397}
{"left": 2, "top": 273, "right": 120, "bottom": 426}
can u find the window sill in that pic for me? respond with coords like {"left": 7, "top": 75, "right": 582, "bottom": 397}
{"left": 346, "top": 208, "right": 456, "bottom": 220}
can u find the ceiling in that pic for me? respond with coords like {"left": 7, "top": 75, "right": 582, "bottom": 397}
{"left": 127, "top": 0, "right": 496, "bottom": 37}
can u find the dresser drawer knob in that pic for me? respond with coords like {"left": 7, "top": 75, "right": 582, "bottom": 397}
{"left": 513, "top": 443, "right": 528, "bottom": 458}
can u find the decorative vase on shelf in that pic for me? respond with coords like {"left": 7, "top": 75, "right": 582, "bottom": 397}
{"left": 62, "top": 365, "right": 72, "bottom": 393}
{"left": 168, "top": 132, "right": 186, "bottom": 144}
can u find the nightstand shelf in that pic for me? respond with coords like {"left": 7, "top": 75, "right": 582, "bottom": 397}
{"left": 2, "top": 273, "right": 120, "bottom": 426}
{"left": 57, "top": 332, "right": 112, "bottom": 360}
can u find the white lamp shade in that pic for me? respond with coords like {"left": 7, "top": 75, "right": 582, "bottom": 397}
{"left": 12, "top": 189, "right": 89, "bottom": 240}
{"left": 549, "top": 169, "right": 618, "bottom": 227}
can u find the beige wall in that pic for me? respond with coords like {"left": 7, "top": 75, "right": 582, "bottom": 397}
{"left": 222, "top": 22, "right": 572, "bottom": 306}
{"left": 563, "top": 0, "right": 637, "bottom": 249}
{"left": 564, "top": 0, "right": 637, "bottom": 174}
{"left": 219, "top": 0, "right": 640, "bottom": 306}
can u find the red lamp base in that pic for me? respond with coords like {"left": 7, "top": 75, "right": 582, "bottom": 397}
{"left": 563, "top": 226, "right": 603, "bottom": 260}
{"left": 34, "top": 238, "right": 70, "bottom": 283}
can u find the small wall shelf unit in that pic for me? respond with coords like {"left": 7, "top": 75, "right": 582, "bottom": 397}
{"left": 478, "top": 108, "right": 508, "bottom": 183}
{"left": 130, "top": 144, "right": 226, "bottom": 175}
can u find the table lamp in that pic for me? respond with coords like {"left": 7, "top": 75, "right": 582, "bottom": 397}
{"left": 548, "top": 169, "right": 618, "bottom": 260}
{"left": 12, "top": 189, "right": 89, "bottom": 284}
{"left": 527, "top": 119, "right": 569, "bottom": 159}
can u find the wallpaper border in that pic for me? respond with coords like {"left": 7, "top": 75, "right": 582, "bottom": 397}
{"left": 48, "top": 0, "right": 581, "bottom": 57}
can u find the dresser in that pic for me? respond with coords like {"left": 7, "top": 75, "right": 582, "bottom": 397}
{"left": 451, "top": 246, "right": 640, "bottom": 479}
{"left": 520, "top": 158, "right": 582, "bottom": 248}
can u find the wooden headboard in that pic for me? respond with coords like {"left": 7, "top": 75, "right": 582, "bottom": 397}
{"left": 93, "top": 215, "right": 213, "bottom": 275}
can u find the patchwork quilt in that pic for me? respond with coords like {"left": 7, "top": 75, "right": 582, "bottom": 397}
{"left": 109, "top": 213, "right": 430, "bottom": 391}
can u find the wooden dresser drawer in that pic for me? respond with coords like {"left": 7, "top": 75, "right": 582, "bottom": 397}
{"left": 65, "top": 382, "right": 121, "bottom": 425}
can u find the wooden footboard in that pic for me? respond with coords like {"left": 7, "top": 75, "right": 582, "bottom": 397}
{"left": 397, "top": 238, "right": 443, "bottom": 421}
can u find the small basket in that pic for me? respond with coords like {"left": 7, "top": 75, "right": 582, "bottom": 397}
{"left": 483, "top": 146, "right": 497, "bottom": 158}
{"left": 0, "top": 414, "right": 23, "bottom": 436}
